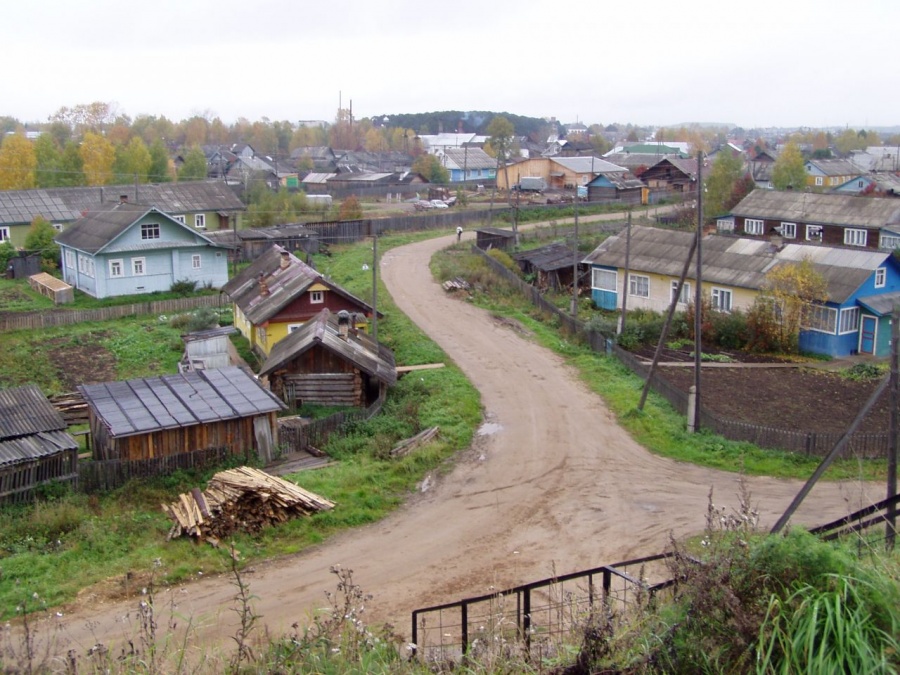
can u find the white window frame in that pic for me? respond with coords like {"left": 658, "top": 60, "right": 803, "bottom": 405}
{"left": 711, "top": 287, "right": 733, "bottom": 313}
{"left": 879, "top": 233, "right": 900, "bottom": 250}
{"left": 844, "top": 228, "right": 867, "bottom": 247}
{"left": 780, "top": 222, "right": 797, "bottom": 239}
{"left": 628, "top": 274, "right": 649, "bottom": 298}
{"left": 65, "top": 249, "right": 76, "bottom": 269}
{"left": 52, "top": 223, "right": 64, "bottom": 232}
{"left": 806, "top": 225, "right": 823, "bottom": 242}
{"left": 310, "top": 290, "right": 324, "bottom": 303}
{"left": 287, "top": 323, "right": 303, "bottom": 333}
{"left": 875, "top": 267, "right": 886, "bottom": 288}
{"left": 815, "top": 176, "right": 823, "bottom": 186}
{"left": 194, "top": 213, "right": 206, "bottom": 229}
{"left": 670, "top": 280, "right": 691, "bottom": 305}
{"left": 716, "top": 218, "right": 735, "bottom": 233}
{"left": 803, "top": 305, "right": 837, "bottom": 334}
{"left": 744, "top": 218, "right": 764, "bottom": 235}
{"left": 0, "top": 227, "right": 9, "bottom": 242}
{"left": 172, "top": 214, "right": 186, "bottom": 224}
{"left": 141, "top": 222, "right": 160, "bottom": 240}
{"left": 108, "top": 259, "right": 124, "bottom": 278}
{"left": 78, "top": 255, "right": 95, "bottom": 278}
{"left": 191, "top": 254, "right": 202, "bottom": 270}
{"left": 839, "top": 307, "right": 860, "bottom": 335}
{"left": 592, "top": 268, "right": 617, "bottom": 292}
{"left": 132, "top": 257, "right": 145, "bottom": 276}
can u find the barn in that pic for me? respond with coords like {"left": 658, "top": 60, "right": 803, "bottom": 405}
{"left": 79, "top": 367, "right": 286, "bottom": 465}
{"left": 0, "top": 385, "right": 79, "bottom": 503}
{"left": 259, "top": 308, "right": 396, "bottom": 408}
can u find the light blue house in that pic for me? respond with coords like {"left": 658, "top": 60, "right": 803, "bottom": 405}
{"left": 440, "top": 148, "right": 497, "bottom": 183}
{"left": 55, "top": 202, "right": 230, "bottom": 299}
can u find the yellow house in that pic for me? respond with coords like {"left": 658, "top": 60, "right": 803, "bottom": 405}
{"left": 496, "top": 156, "right": 627, "bottom": 191}
{"left": 804, "top": 158, "right": 861, "bottom": 190}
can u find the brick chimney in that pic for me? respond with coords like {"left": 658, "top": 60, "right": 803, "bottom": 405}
{"left": 337, "top": 310, "right": 351, "bottom": 340}
{"left": 258, "top": 273, "right": 269, "bottom": 296}
{"left": 119, "top": 194, "right": 128, "bottom": 204}
{"left": 280, "top": 250, "right": 291, "bottom": 270}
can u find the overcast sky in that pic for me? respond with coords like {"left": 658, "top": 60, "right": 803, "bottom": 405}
{"left": 4, "top": 0, "right": 897, "bottom": 131}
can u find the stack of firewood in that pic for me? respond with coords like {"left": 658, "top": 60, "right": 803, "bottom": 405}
{"left": 162, "top": 466, "right": 334, "bottom": 544}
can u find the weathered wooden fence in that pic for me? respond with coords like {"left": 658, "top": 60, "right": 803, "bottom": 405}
{"left": 277, "top": 391, "right": 386, "bottom": 455}
{"left": 0, "top": 294, "right": 229, "bottom": 332}
{"left": 475, "top": 248, "right": 892, "bottom": 459}
{"left": 77, "top": 446, "right": 232, "bottom": 493}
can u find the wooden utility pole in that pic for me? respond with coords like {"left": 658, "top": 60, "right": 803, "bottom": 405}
{"left": 372, "top": 235, "right": 378, "bottom": 342}
{"left": 618, "top": 210, "right": 632, "bottom": 336}
{"left": 887, "top": 306, "right": 899, "bottom": 550}
{"left": 571, "top": 198, "right": 579, "bottom": 319}
{"left": 692, "top": 153, "right": 704, "bottom": 432}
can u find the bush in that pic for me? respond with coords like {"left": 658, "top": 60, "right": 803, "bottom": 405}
{"left": 616, "top": 308, "right": 665, "bottom": 349}
{"left": 170, "top": 279, "right": 198, "bottom": 296}
{"left": 486, "top": 247, "right": 518, "bottom": 273}
{"left": 186, "top": 307, "right": 219, "bottom": 332}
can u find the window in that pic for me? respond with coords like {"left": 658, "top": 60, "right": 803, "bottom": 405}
{"left": 310, "top": 290, "right": 324, "bottom": 303}
{"left": 52, "top": 223, "right": 63, "bottom": 232}
{"left": 806, "top": 225, "right": 823, "bottom": 242}
{"left": 839, "top": 307, "right": 860, "bottom": 334}
{"left": 172, "top": 214, "right": 186, "bottom": 224}
{"left": 108, "top": 259, "right": 124, "bottom": 277}
{"left": 0, "top": 227, "right": 9, "bottom": 242}
{"left": 815, "top": 176, "right": 823, "bottom": 186}
{"left": 844, "top": 228, "right": 867, "bottom": 247}
{"left": 194, "top": 214, "right": 206, "bottom": 229}
{"left": 744, "top": 219, "right": 764, "bottom": 235}
{"left": 141, "top": 222, "right": 160, "bottom": 240}
{"left": 628, "top": 274, "right": 649, "bottom": 298}
{"left": 716, "top": 218, "right": 735, "bottom": 233}
{"left": 78, "top": 255, "right": 95, "bottom": 278}
{"left": 592, "top": 268, "right": 617, "bottom": 292}
{"left": 857, "top": 180, "right": 865, "bottom": 189}
{"left": 711, "top": 287, "right": 733, "bottom": 313}
{"left": 880, "top": 234, "right": 900, "bottom": 250}
{"left": 288, "top": 323, "right": 303, "bottom": 333}
{"left": 780, "top": 222, "right": 797, "bottom": 239}
{"left": 670, "top": 280, "right": 691, "bottom": 305}
{"left": 132, "top": 257, "right": 145, "bottom": 276}
{"left": 803, "top": 305, "right": 837, "bottom": 333}
{"left": 191, "top": 254, "right": 202, "bottom": 270}
{"left": 875, "top": 267, "right": 886, "bottom": 288}
{"left": 65, "top": 250, "right": 75, "bottom": 269}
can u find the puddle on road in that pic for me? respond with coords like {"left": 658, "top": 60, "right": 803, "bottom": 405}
{"left": 477, "top": 422, "right": 503, "bottom": 436}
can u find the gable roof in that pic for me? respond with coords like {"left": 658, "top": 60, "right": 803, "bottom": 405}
{"left": 583, "top": 226, "right": 891, "bottom": 303}
{"left": 0, "top": 181, "right": 245, "bottom": 226}
{"left": 442, "top": 147, "right": 496, "bottom": 171}
{"left": 550, "top": 156, "right": 626, "bottom": 174}
{"left": 78, "top": 366, "right": 285, "bottom": 438}
{"left": 805, "top": 158, "right": 862, "bottom": 177}
{"left": 512, "top": 242, "right": 578, "bottom": 272}
{"left": 221, "top": 244, "right": 375, "bottom": 325}
{"left": 730, "top": 189, "right": 900, "bottom": 229}
{"left": 259, "top": 308, "right": 396, "bottom": 384}
{"left": 587, "top": 171, "right": 645, "bottom": 190}
{"left": 0, "top": 385, "right": 78, "bottom": 466}
{"left": 54, "top": 202, "right": 224, "bottom": 255}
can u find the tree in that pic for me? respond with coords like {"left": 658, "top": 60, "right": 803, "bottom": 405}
{"left": 148, "top": 139, "right": 172, "bottom": 182}
{"left": 411, "top": 154, "right": 449, "bottom": 184}
{"left": 0, "top": 133, "right": 37, "bottom": 189}
{"left": 24, "top": 216, "right": 60, "bottom": 272}
{"left": 79, "top": 131, "right": 116, "bottom": 186}
{"left": 833, "top": 128, "right": 867, "bottom": 156}
{"left": 178, "top": 146, "right": 208, "bottom": 181}
{"left": 58, "top": 141, "right": 85, "bottom": 187}
{"left": 704, "top": 150, "right": 745, "bottom": 217}
{"left": 34, "top": 134, "right": 63, "bottom": 188}
{"left": 771, "top": 141, "right": 806, "bottom": 191}
{"left": 749, "top": 259, "right": 828, "bottom": 353}
{"left": 486, "top": 116, "right": 515, "bottom": 201}
{"left": 114, "top": 137, "right": 152, "bottom": 183}
{"left": 338, "top": 195, "right": 363, "bottom": 221}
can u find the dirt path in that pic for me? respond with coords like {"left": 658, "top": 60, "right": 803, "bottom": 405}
{"left": 45, "top": 226, "right": 881, "bottom": 660}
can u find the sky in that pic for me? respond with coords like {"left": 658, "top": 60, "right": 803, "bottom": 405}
{"left": 3, "top": 0, "right": 899, "bottom": 132}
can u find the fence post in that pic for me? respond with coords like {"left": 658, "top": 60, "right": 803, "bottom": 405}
{"left": 522, "top": 587, "right": 532, "bottom": 652}
{"left": 686, "top": 386, "right": 697, "bottom": 433}
{"left": 460, "top": 602, "right": 468, "bottom": 658}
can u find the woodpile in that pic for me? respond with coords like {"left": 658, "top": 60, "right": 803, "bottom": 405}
{"left": 162, "top": 466, "right": 334, "bottom": 544}
{"left": 48, "top": 391, "right": 89, "bottom": 425}
{"left": 390, "top": 426, "right": 439, "bottom": 458}
{"left": 442, "top": 277, "right": 471, "bottom": 292}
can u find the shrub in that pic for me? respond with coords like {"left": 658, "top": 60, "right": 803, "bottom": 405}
{"left": 186, "top": 307, "right": 219, "bottom": 333}
{"left": 842, "top": 362, "right": 886, "bottom": 382}
{"left": 486, "top": 247, "right": 518, "bottom": 273}
{"left": 617, "top": 308, "right": 665, "bottom": 349}
{"left": 170, "top": 279, "right": 198, "bottom": 296}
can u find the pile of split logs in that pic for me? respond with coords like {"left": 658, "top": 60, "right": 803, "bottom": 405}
{"left": 162, "top": 466, "right": 334, "bottom": 544}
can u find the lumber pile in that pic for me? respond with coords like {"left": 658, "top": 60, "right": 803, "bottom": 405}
{"left": 442, "top": 277, "right": 471, "bottom": 292}
{"left": 390, "top": 426, "right": 439, "bottom": 458}
{"left": 162, "top": 466, "right": 334, "bottom": 544}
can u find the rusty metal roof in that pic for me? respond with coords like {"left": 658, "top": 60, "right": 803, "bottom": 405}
{"left": 79, "top": 366, "right": 285, "bottom": 438}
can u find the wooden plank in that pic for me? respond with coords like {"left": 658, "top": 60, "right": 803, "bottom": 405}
{"left": 396, "top": 363, "right": 445, "bottom": 374}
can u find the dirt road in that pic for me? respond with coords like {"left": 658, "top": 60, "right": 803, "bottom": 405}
{"left": 47, "top": 228, "right": 880, "bottom": 658}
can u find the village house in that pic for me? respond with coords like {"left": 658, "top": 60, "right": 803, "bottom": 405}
{"left": 222, "top": 244, "right": 377, "bottom": 357}
{"left": 726, "top": 189, "right": 900, "bottom": 251}
{"left": 583, "top": 226, "right": 900, "bottom": 357}
{"left": 804, "top": 158, "right": 861, "bottom": 190}
{"left": 494, "top": 156, "right": 629, "bottom": 192}
{"left": 438, "top": 147, "right": 497, "bottom": 183}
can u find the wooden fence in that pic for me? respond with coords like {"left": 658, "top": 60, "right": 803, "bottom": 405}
{"left": 475, "top": 248, "right": 892, "bottom": 460}
{"left": 0, "top": 294, "right": 229, "bottom": 332}
{"left": 277, "top": 391, "right": 386, "bottom": 455}
{"left": 77, "top": 446, "right": 231, "bottom": 493}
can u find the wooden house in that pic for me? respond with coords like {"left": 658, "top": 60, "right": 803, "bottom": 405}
{"left": 729, "top": 189, "right": 900, "bottom": 251}
{"left": 0, "top": 385, "right": 79, "bottom": 503}
{"left": 439, "top": 148, "right": 497, "bottom": 183}
{"left": 79, "top": 366, "right": 286, "bottom": 464}
{"left": 222, "top": 244, "right": 377, "bottom": 357}
{"left": 494, "top": 156, "right": 627, "bottom": 192}
{"left": 805, "top": 158, "right": 861, "bottom": 190}
{"left": 586, "top": 170, "right": 646, "bottom": 204}
{"left": 639, "top": 157, "right": 699, "bottom": 195}
{"left": 259, "top": 308, "right": 397, "bottom": 408}
{"left": 583, "top": 226, "right": 900, "bottom": 357}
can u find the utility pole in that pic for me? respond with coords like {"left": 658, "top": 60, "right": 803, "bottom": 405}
{"left": 693, "top": 153, "right": 704, "bottom": 433}
{"left": 618, "top": 210, "right": 632, "bottom": 336}
{"left": 571, "top": 198, "right": 579, "bottom": 319}
{"left": 371, "top": 235, "right": 378, "bottom": 342}
{"left": 887, "top": 305, "right": 899, "bottom": 550}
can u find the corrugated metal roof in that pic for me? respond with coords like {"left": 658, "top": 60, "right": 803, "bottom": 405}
{"left": 259, "top": 309, "right": 396, "bottom": 384}
{"left": 442, "top": 148, "right": 497, "bottom": 171}
{"left": 0, "top": 431, "right": 78, "bottom": 468}
{"left": 78, "top": 366, "right": 285, "bottom": 438}
{"left": 551, "top": 156, "right": 626, "bottom": 174}
{"left": 731, "top": 189, "right": 900, "bottom": 228}
{"left": 513, "top": 242, "right": 578, "bottom": 272}
{"left": 0, "top": 384, "right": 67, "bottom": 439}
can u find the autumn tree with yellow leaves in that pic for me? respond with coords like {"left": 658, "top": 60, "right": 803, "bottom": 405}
{"left": 0, "top": 133, "right": 37, "bottom": 189}
{"left": 79, "top": 131, "right": 116, "bottom": 186}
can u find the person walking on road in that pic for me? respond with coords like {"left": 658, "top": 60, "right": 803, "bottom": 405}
{"left": 456, "top": 226, "right": 463, "bottom": 242}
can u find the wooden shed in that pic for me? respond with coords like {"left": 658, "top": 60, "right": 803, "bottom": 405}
{"left": 79, "top": 366, "right": 286, "bottom": 465}
{"left": 512, "top": 242, "right": 581, "bottom": 291}
{"left": 259, "top": 308, "right": 396, "bottom": 408}
{"left": 0, "top": 385, "right": 79, "bottom": 503}
{"left": 475, "top": 227, "right": 516, "bottom": 251}
{"left": 28, "top": 272, "right": 75, "bottom": 305}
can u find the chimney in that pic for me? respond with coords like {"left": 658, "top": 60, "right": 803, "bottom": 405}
{"left": 337, "top": 310, "right": 351, "bottom": 340}
{"left": 280, "top": 250, "right": 291, "bottom": 270}
{"left": 258, "top": 273, "right": 269, "bottom": 296}
{"left": 119, "top": 194, "right": 128, "bottom": 204}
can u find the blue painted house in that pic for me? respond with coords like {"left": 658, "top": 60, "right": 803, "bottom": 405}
{"left": 55, "top": 202, "right": 230, "bottom": 299}
{"left": 440, "top": 148, "right": 497, "bottom": 183}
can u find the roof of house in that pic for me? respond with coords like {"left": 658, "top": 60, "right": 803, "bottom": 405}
{"left": 646, "top": 157, "right": 699, "bottom": 178}
{"left": 600, "top": 152, "right": 679, "bottom": 171}
{"left": 730, "top": 189, "right": 900, "bottom": 229}
{"left": 0, "top": 181, "right": 245, "bottom": 226}
{"left": 513, "top": 242, "right": 578, "bottom": 272}
{"left": 442, "top": 147, "right": 496, "bottom": 171}
{"left": 79, "top": 366, "right": 285, "bottom": 438}
{"left": 0, "top": 384, "right": 78, "bottom": 467}
{"left": 54, "top": 202, "right": 224, "bottom": 255}
{"left": 551, "top": 156, "right": 626, "bottom": 174}
{"left": 259, "top": 308, "right": 396, "bottom": 384}
{"left": 588, "top": 171, "right": 645, "bottom": 190}
{"left": 582, "top": 226, "right": 891, "bottom": 303}
{"left": 857, "top": 290, "right": 900, "bottom": 316}
{"left": 221, "top": 244, "right": 374, "bottom": 325}
{"left": 805, "top": 158, "right": 862, "bottom": 176}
